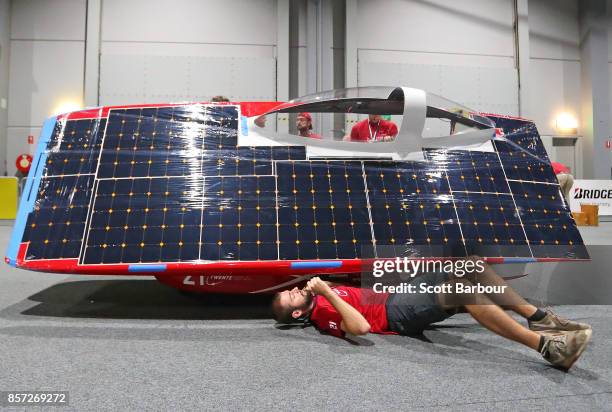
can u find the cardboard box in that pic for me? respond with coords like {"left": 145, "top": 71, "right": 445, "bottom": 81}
{"left": 580, "top": 204, "right": 599, "bottom": 226}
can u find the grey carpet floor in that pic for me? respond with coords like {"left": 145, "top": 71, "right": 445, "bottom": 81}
{"left": 1, "top": 227, "right": 611, "bottom": 411}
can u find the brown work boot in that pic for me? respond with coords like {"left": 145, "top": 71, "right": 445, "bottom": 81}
{"left": 540, "top": 329, "right": 592, "bottom": 371}
{"left": 529, "top": 309, "right": 591, "bottom": 333}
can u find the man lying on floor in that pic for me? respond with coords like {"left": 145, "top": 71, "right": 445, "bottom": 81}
{"left": 271, "top": 259, "right": 592, "bottom": 371}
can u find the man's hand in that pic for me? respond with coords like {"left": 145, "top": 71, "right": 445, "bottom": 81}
{"left": 304, "top": 277, "right": 333, "bottom": 297}
{"left": 305, "top": 278, "right": 371, "bottom": 336}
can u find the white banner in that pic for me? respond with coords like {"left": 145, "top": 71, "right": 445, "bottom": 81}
{"left": 569, "top": 180, "right": 612, "bottom": 216}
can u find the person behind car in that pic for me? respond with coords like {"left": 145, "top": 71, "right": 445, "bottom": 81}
{"left": 552, "top": 161, "right": 573, "bottom": 200}
{"left": 296, "top": 112, "right": 322, "bottom": 139}
{"left": 345, "top": 114, "right": 398, "bottom": 142}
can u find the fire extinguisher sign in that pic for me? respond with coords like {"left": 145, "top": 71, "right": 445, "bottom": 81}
{"left": 27, "top": 135, "right": 34, "bottom": 145}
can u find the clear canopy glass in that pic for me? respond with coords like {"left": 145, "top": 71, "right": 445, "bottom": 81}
{"left": 253, "top": 87, "right": 494, "bottom": 142}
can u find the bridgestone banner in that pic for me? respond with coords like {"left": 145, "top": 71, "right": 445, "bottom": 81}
{"left": 570, "top": 180, "right": 612, "bottom": 216}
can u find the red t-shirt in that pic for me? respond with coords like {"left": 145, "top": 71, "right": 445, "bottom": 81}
{"left": 350, "top": 119, "right": 398, "bottom": 142}
{"left": 551, "top": 161, "right": 570, "bottom": 175}
{"left": 298, "top": 131, "right": 322, "bottom": 139}
{"left": 309, "top": 286, "right": 392, "bottom": 337}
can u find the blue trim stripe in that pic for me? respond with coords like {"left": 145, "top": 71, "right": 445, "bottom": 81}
{"left": 290, "top": 261, "right": 343, "bottom": 270}
{"left": 502, "top": 257, "right": 537, "bottom": 264}
{"left": 240, "top": 116, "right": 249, "bottom": 136}
{"left": 128, "top": 264, "right": 167, "bottom": 273}
{"left": 6, "top": 117, "right": 57, "bottom": 267}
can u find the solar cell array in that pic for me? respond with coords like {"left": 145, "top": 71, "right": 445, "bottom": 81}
{"left": 364, "top": 161, "right": 459, "bottom": 258}
{"left": 43, "top": 118, "right": 106, "bottom": 177}
{"left": 23, "top": 175, "right": 95, "bottom": 260}
{"left": 425, "top": 145, "right": 586, "bottom": 259}
{"left": 19, "top": 104, "right": 587, "bottom": 264}
{"left": 277, "top": 161, "right": 373, "bottom": 260}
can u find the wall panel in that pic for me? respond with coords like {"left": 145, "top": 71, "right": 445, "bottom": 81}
{"left": 101, "top": 0, "right": 277, "bottom": 45}
{"left": 99, "top": 45, "right": 276, "bottom": 105}
{"left": 355, "top": 0, "right": 515, "bottom": 57}
{"left": 354, "top": 0, "right": 518, "bottom": 116}
{"left": 11, "top": 0, "right": 86, "bottom": 41}
{"left": 529, "top": 0, "right": 580, "bottom": 60}
{"left": 8, "top": 41, "right": 84, "bottom": 127}
{"left": 529, "top": 59, "right": 581, "bottom": 137}
{"left": 528, "top": 0, "right": 580, "bottom": 140}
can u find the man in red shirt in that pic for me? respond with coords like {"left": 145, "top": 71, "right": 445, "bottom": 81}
{"left": 346, "top": 114, "right": 398, "bottom": 142}
{"left": 551, "top": 161, "right": 573, "bottom": 200}
{"left": 272, "top": 261, "right": 592, "bottom": 371}
{"left": 296, "top": 112, "right": 322, "bottom": 139}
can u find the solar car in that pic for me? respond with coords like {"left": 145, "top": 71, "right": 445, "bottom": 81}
{"left": 5, "top": 86, "right": 588, "bottom": 294}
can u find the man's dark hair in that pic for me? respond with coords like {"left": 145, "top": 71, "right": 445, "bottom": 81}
{"left": 211, "top": 95, "right": 230, "bottom": 102}
{"left": 271, "top": 292, "right": 297, "bottom": 324}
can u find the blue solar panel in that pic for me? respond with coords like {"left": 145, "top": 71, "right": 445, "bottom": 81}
{"left": 203, "top": 106, "right": 239, "bottom": 149}
{"left": 201, "top": 176, "right": 277, "bottom": 261}
{"left": 453, "top": 192, "right": 530, "bottom": 257}
{"left": 99, "top": 107, "right": 205, "bottom": 179}
{"left": 23, "top": 175, "right": 95, "bottom": 260}
{"left": 43, "top": 121, "right": 64, "bottom": 150}
{"left": 425, "top": 149, "right": 511, "bottom": 194}
{"left": 81, "top": 104, "right": 317, "bottom": 264}
{"left": 44, "top": 119, "right": 106, "bottom": 177}
{"left": 492, "top": 117, "right": 558, "bottom": 185}
{"left": 509, "top": 181, "right": 587, "bottom": 258}
{"left": 496, "top": 146, "right": 558, "bottom": 184}
{"left": 19, "top": 105, "right": 588, "bottom": 264}
{"left": 84, "top": 176, "right": 204, "bottom": 264}
{"left": 493, "top": 118, "right": 550, "bottom": 161}
{"left": 363, "top": 161, "right": 464, "bottom": 257}
{"left": 277, "top": 161, "right": 372, "bottom": 260}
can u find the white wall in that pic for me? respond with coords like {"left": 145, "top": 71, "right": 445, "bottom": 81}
{"left": 355, "top": 0, "right": 515, "bottom": 56}
{"left": 608, "top": 1, "right": 612, "bottom": 141}
{"left": 98, "top": 0, "right": 278, "bottom": 105}
{"left": 101, "top": 0, "right": 276, "bottom": 44}
{"left": 0, "top": 0, "right": 10, "bottom": 176}
{"left": 352, "top": 0, "right": 519, "bottom": 115}
{"left": 6, "top": 0, "right": 85, "bottom": 176}
{"left": 528, "top": 0, "right": 581, "bottom": 137}
{"left": 4, "top": 0, "right": 280, "bottom": 176}
{"left": 3, "top": 0, "right": 610, "bottom": 178}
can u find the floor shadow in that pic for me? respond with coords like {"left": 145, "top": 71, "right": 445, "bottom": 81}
{"left": 18, "top": 279, "right": 273, "bottom": 320}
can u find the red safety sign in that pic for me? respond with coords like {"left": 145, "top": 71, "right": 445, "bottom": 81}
{"left": 28, "top": 135, "right": 34, "bottom": 144}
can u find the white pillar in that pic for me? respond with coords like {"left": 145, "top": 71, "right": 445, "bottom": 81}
{"left": 319, "top": 0, "right": 334, "bottom": 93}
{"left": 579, "top": 0, "right": 610, "bottom": 179}
{"left": 305, "top": 0, "right": 318, "bottom": 94}
{"left": 345, "top": 0, "right": 358, "bottom": 89}
{"left": 277, "top": 0, "right": 290, "bottom": 102}
{"left": 277, "top": 0, "right": 290, "bottom": 133}
{"left": 0, "top": 0, "right": 10, "bottom": 175}
{"left": 515, "top": 0, "right": 530, "bottom": 118}
{"left": 289, "top": 0, "right": 308, "bottom": 100}
{"left": 84, "top": 0, "right": 101, "bottom": 107}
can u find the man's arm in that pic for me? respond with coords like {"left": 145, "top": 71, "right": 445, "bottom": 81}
{"left": 350, "top": 122, "right": 361, "bottom": 141}
{"left": 306, "top": 278, "right": 371, "bottom": 336}
{"left": 389, "top": 122, "right": 398, "bottom": 137}
{"left": 323, "top": 280, "right": 348, "bottom": 288}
